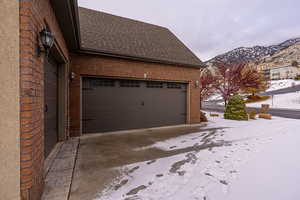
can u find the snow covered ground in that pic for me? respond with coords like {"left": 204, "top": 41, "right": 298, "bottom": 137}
{"left": 247, "top": 91, "right": 300, "bottom": 109}
{"left": 267, "top": 79, "right": 300, "bottom": 92}
{"left": 206, "top": 80, "right": 300, "bottom": 102}
{"left": 94, "top": 114, "right": 300, "bottom": 200}
{"left": 206, "top": 93, "right": 222, "bottom": 101}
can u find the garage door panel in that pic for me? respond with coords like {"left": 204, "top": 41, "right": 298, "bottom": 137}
{"left": 82, "top": 78, "right": 187, "bottom": 134}
{"left": 143, "top": 83, "right": 186, "bottom": 126}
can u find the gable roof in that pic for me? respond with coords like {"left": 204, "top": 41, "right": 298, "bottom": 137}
{"left": 78, "top": 7, "right": 204, "bottom": 68}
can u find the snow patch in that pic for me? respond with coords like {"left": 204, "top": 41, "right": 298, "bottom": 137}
{"left": 267, "top": 80, "right": 300, "bottom": 92}
{"left": 248, "top": 91, "right": 300, "bottom": 109}
{"left": 94, "top": 114, "right": 300, "bottom": 200}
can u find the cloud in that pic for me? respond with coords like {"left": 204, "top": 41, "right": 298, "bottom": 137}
{"left": 79, "top": 0, "right": 300, "bottom": 61}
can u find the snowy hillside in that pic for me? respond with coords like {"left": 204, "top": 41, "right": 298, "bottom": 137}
{"left": 248, "top": 92, "right": 300, "bottom": 109}
{"left": 206, "top": 37, "right": 300, "bottom": 66}
{"left": 258, "top": 41, "right": 300, "bottom": 68}
{"left": 267, "top": 80, "right": 300, "bottom": 92}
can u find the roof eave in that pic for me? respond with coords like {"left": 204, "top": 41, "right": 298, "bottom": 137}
{"left": 77, "top": 47, "right": 204, "bottom": 69}
{"left": 51, "top": 0, "right": 81, "bottom": 51}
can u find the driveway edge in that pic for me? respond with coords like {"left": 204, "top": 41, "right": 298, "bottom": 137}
{"left": 41, "top": 138, "right": 80, "bottom": 200}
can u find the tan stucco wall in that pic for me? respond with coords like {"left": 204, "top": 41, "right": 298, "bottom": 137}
{"left": 0, "top": 0, "right": 20, "bottom": 200}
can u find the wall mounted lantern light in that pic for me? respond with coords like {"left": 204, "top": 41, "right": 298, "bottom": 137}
{"left": 37, "top": 28, "right": 55, "bottom": 57}
{"left": 194, "top": 80, "right": 200, "bottom": 88}
{"left": 70, "top": 72, "right": 76, "bottom": 81}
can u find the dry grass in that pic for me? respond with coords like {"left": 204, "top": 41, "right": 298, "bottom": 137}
{"left": 245, "top": 95, "right": 270, "bottom": 103}
{"left": 210, "top": 113, "right": 219, "bottom": 117}
{"left": 247, "top": 109, "right": 257, "bottom": 120}
{"left": 258, "top": 113, "right": 272, "bottom": 120}
{"left": 200, "top": 111, "right": 208, "bottom": 122}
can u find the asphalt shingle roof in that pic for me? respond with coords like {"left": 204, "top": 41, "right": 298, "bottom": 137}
{"left": 78, "top": 7, "right": 204, "bottom": 68}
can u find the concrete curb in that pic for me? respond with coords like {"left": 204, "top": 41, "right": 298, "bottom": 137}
{"left": 42, "top": 138, "right": 80, "bottom": 200}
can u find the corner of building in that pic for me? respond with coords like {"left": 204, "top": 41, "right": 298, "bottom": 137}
{"left": 0, "top": 0, "right": 21, "bottom": 199}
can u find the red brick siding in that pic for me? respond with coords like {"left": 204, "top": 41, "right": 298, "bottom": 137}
{"left": 19, "top": 0, "right": 69, "bottom": 199}
{"left": 70, "top": 54, "right": 201, "bottom": 137}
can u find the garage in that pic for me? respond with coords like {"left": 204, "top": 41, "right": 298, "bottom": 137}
{"left": 70, "top": 7, "right": 203, "bottom": 137}
{"left": 82, "top": 77, "right": 187, "bottom": 134}
{"left": 44, "top": 56, "right": 59, "bottom": 158}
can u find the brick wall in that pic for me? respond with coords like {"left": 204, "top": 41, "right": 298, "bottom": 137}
{"left": 70, "top": 54, "right": 201, "bottom": 137}
{"left": 19, "top": 0, "right": 69, "bottom": 199}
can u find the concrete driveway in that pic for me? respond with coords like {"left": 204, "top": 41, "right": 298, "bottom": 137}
{"left": 43, "top": 124, "right": 223, "bottom": 200}
{"left": 42, "top": 115, "right": 300, "bottom": 200}
{"left": 69, "top": 124, "right": 217, "bottom": 200}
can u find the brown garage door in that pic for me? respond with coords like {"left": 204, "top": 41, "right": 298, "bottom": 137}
{"left": 82, "top": 78, "right": 187, "bottom": 134}
{"left": 44, "top": 56, "right": 58, "bottom": 158}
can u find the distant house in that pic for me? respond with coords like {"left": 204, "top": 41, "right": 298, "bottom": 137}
{"left": 261, "top": 68, "right": 271, "bottom": 79}
{"left": 262, "top": 65, "right": 300, "bottom": 80}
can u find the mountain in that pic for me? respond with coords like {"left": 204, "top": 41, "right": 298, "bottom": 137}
{"left": 258, "top": 41, "right": 300, "bottom": 68}
{"left": 206, "top": 37, "right": 300, "bottom": 66}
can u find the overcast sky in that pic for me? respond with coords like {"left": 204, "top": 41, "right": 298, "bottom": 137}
{"left": 79, "top": 0, "right": 300, "bottom": 61}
